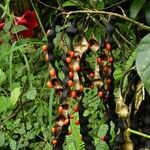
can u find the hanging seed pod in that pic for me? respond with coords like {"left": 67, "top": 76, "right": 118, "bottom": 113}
{"left": 66, "top": 18, "right": 79, "bottom": 39}
{"left": 47, "top": 29, "right": 56, "bottom": 41}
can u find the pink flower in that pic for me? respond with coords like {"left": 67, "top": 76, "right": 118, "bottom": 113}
{"left": 0, "top": 22, "right": 4, "bottom": 30}
{"left": 14, "top": 10, "right": 38, "bottom": 38}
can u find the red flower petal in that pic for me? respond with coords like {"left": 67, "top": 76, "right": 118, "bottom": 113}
{"left": 14, "top": 16, "right": 28, "bottom": 26}
{"left": 18, "top": 29, "right": 33, "bottom": 38}
{"left": 0, "top": 22, "right": 5, "bottom": 30}
{"left": 14, "top": 10, "right": 38, "bottom": 30}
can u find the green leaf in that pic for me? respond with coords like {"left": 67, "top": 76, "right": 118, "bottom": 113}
{"left": 9, "top": 139, "right": 17, "bottom": 150}
{"left": 96, "top": 1, "right": 104, "bottom": 10}
{"left": 94, "top": 27, "right": 105, "bottom": 41}
{"left": 136, "top": 33, "right": 150, "bottom": 95}
{"left": 10, "top": 87, "right": 21, "bottom": 107}
{"left": 145, "top": 2, "right": 150, "bottom": 25}
{"left": 3, "top": 21, "right": 11, "bottom": 32}
{"left": 26, "top": 87, "right": 37, "bottom": 100}
{"left": 0, "top": 132, "right": 5, "bottom": 147}
{"left": 130, "top": 0, "right": 146, "bottom": 19}
{"left": 0, "top": 96, "right": 9, "bottom": 113}
{"left": 62, "top": 1, "right": 76, "bottom": 7}
{"left": 0, "top": 69, "right": 6, "bottom": 86}
{"left": 11, "top": 25, "right": 27, "bottom": 34}
{"left": 83, "top": 110, "right": 89, "bottom": 117}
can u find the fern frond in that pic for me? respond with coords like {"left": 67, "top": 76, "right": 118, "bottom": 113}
{"left": 63, "top": 115, "right": 84, "bottom": 150}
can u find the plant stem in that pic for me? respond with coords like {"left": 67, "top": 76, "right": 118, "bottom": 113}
{"left": 49, "top": 88, "right": 55, "bottom": 149}
{"left": 29, "top": 0, "right": 47, "bottom": 38}
{"left": 59, "top": 10, "right": 150, "bottom": 31}
{"left": 127, "top": 128, "right": 150, "bottom": 139}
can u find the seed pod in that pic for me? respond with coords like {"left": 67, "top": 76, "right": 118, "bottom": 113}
{"left": 66, "top": 18, "right": 79, "bottom": 39}
{"left": 62, "top": 66, "right": 69, "bottom": 75}
{"left": 48, "top": 42, "right": 55, "bottom": 51}
{"left": 47, "top": 29, "right": 56, "bottom": 41}
{"left": 48, "top": 54, "right": 55, "bottom": 62}
{"left": 115, "top": 133, "right": 124, "bottom": 144}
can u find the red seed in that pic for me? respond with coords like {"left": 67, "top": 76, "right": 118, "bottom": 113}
{"left": 79, "top": 85, "right": 84, "bottom": 92}
{"left": 74, "top": 105, "right": 79, "bottom": 112}
{"left": 105, "top": 43, "right": 112, "bottom": 51}
{"left": 100, "top": 136, "right": 105, "bottom": 141}
{"left": 89, "top": 72, "right": 94, "bottom": 78}
{"left": 50, "top": 69, "right": 56, "bottom": 77}
{"left": 52, "top": 139, "right": 57, "bottom": 145}
{"left": 68, "top": 51, "right": 75, "bottom": 58}
{"left": 108, "top": 57, "right": 113, "bottom": 63}
{"left": 69, "top": 71, "right": 74, "bottom": 79}
{"left": 70, "top": 115, "right": 74, "bottom": 119}
{"left": 66, "top": 57, "right": 72, "bottom": 64}
{"left": 69, "top": 65, "right": 73, "bottom": 71}
{"left": 75, "top": 120, "right": 80, "bottom": 125}
{"left": 97, "top": 57, "right": 102, "bottom": 63}
{"left": 98, "top": 91, "right": 103, "bottom": 97}
{"left": 107, "top": 79, "right": 111, "bottom": 84}
{"left": 76, "top": 65, "right": 80, "bottom": 72}
{"left": 52, "top": 127, "right": 56, "bottom": 133}
{"left": 64, "top": 119, "right": 69, "bottom": 125}
{"left": 68, "top": 80, "right": 74, "bottom": 87}
{"left": 42, "top": 44, "right": 48, "bottom": 52}
{"left": 47, "top": 81, "right": 53, "bottom": 88}
{"left": 58, "top": 106, "right": 63, "bottom": 113}
{"left": 71, "top": 91, "right": 76, "bottom": 98}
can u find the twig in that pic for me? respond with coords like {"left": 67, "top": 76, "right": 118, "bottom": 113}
{"left": 103, "top": 0, "right": 128, "bottom": 10}
{"left": 127, "top": 128, "right": 150, "bottom": 139}
{"left": 37, "top": 0, "right": 60, "bottom": 10}
{"left": 59, "top": 10, "right": 150, "bottom": 31}
{"left": 116, "top": 29, "right": 133, "bottom": 46}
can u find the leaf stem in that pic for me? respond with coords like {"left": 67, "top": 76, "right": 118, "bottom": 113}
{"left": 127, "top": 128, "right": 150, "bottom": 139}
{"left": 58, "top": 10, "right": 150, "bottom": 31}
{"left": 49, "top": 88, "right": 55, "bottom": 149}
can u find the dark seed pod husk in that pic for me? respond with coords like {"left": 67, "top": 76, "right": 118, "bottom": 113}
{"left": 118, "top": 120, "right": 125, "bottom": 129}
{"left": 144, "top": 116, "right": 150, "bottom": 125}
{"left": 115, "top": 133, "right": 124, "bottom": 144}
{"left": 85, "top": 144, "right": 95, "bottom": 150}
{"left": 62, "top": 66, "right": 69, "bottom": 75}
{"left": 61, "top": 54, "right": 67, "bottom": 62}
{"left": 61, "top": 88, "right": 69, "bottom": 100}
{"left": 80, "top": 126, "right": 89, "bottom": 135}
{"left": 66, "top": 19, "right": 79, "bottom": 38}
{"left": 47, "top": 29, "right": 56, "bottom": 41}
{"left": 104, "top": 130, "right": 112, "bottom": 142}
{"left": 63, "top": 76, "right": 70, "bottom": 86}
{"left": 48, "top": 54, "right": 55, "bottom": 62}
{"left": 48, "top": 42, "right": 55, "bottom": 52}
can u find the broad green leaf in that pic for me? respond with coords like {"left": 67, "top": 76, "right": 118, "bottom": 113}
{"left": 136, "top": 33, "right": 150, "bottom": 95}
{"left": 96, "top": 1, "right": 104, "bottom": 10}
{"left": 62, "top": 1, "right": 76, "bottom": 7}
{"left": 94, "top": 27, "right": 105, "bottom": 41}
{"left": 26, "top": 87, "right": 37, "bottom": 100}
{"left": 11, "top": 25, "right": 27, "bottom": 34}
{"left": 0, "top": 69, "right": 6, "bottom": 86}
{"left": 3, "top": 21, "right": 11, "bottom": 32}
{"left": 9, "top": 139, "right": 16, "bottom": 150}
{"left": 130, "top": 0, "right": 146, "bottom": 19}
{"left": 0, "top": 132, "right": 5, "bottom": 147}
{"left": 10, "top": 87, "right": 21, "bottom": 106}
{"left": 83, "top": 110, "right": 89, "bottom": 117}
{"left": 0, "top": 96, "right": 9, "bottom": 113}
{"left": 145, "top": 2, "right": 150, "bottom": 25}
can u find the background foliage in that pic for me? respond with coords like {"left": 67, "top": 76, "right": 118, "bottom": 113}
{"left": 0, "top": 0, "right": 150, "bottom": 149}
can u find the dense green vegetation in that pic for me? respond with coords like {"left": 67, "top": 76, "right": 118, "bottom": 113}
{"left": 0, "top": 0, "right": 150, "bottom": 150}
